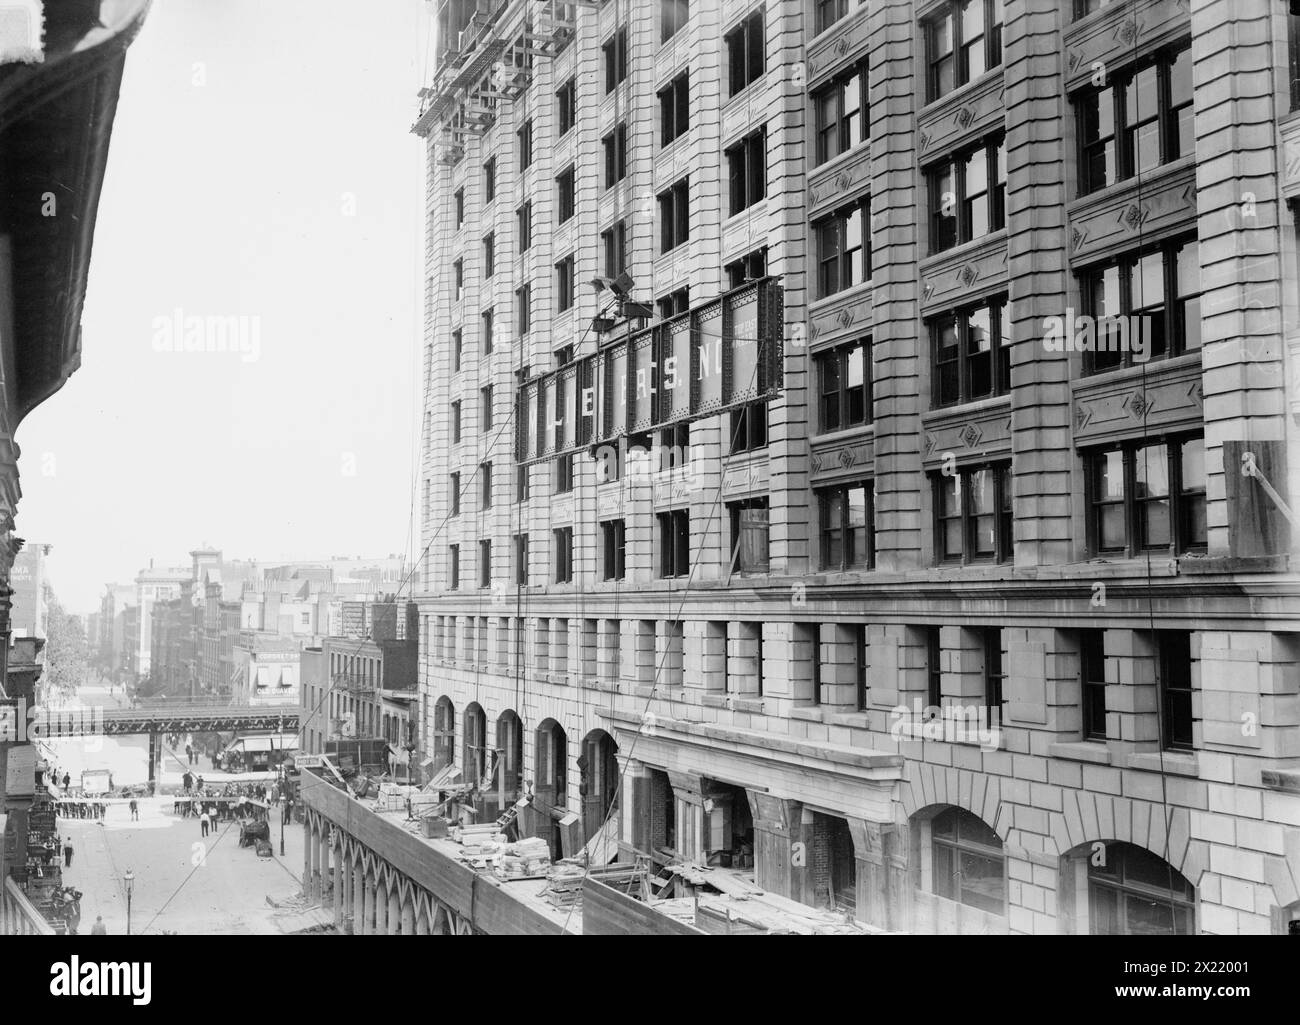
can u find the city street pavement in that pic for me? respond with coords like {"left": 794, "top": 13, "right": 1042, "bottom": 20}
{"left": 58, "top": 797, "right": 307, "bottom": 935}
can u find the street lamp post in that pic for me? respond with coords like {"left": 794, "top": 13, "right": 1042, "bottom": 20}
{"left": 124, "top": 869, "right": 134, "bottom": 936}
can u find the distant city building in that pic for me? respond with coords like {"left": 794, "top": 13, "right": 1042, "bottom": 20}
{"left": 9, "top": 544, "right": 51, "bottom": 640}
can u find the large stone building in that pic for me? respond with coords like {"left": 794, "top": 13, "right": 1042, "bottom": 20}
{"left": 288, "top": 0, "right": 1300, "bottom": 936}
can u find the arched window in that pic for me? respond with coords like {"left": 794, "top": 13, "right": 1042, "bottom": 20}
{"left": 931, "top": 807, "right": 1005, "bottom": 914}
{"left": 1089, "top": 842, "right": 1194, "bottom": 935}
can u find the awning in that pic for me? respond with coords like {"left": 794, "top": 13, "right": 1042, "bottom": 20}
{"left": 223, "top": 734, "right": 298, "bottom": 755}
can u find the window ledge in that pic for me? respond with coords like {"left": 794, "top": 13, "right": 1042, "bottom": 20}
{"left": 1065, "top": 155, "right": 1196, "bottom": 218}
{"left": 1071, "top": 350, "right": 1202, "bottom": 398}
{"left": 808, "top": 278, "right": 873, "bottom": 318}
{"left": 827, "top": 711, "right": 870, "bottom": 728}
{"left": 701, "top": 693, "right": 729, "bottom": 708}
{"left": 1048, "top": 741, "right": 1113, "bottom": 765}
{"left": 918, "top": 228, "right": 1008, "bottom": 275}
{"left": 810, "top": 423, "right": 874, "bottom": 447}
{"left": 789, "top": 705, "right": 824, "bottom": 722}
{"left": 1125, "top": 751, "right": 1198, "bottom": 777}
{"left": 919, "top": 65, "right": 1005, "bottom": 121}
{"left": 732, "top": 697, "right": 764, "bottom": 713}
{"left": 809, "top": 139, "right": 872, "bottom": 182}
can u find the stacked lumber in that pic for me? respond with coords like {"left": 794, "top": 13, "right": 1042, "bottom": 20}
{"left": 543, "top": 863, "right": 585, "bottom": 908}
{"left": 492, "top": 837, "right": 551, "bottom": 881}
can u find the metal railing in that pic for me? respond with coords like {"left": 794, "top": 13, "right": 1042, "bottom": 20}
{"left": 1, "top": 876, "right": 56, "bottom": 936}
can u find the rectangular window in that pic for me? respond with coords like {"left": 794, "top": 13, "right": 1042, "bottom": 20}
{"left": 818, "top": 480, "right": 875, "bottom": 571}
{"left": 659, "top": 72, "right": 691, "bottom": 146}
{"left": 452, "top": 329, "right": 463, "bottom": 373}
{"left": 729, "top": 400, "right": 768, "bottom": 453}
{"left": 454, "top": 188, "right": 465, "bottom": 229}
{"left": 1085, "top": 435, "right": 1206, "bottom": 556}
{"left": 657, "top": 288, "right": 690, "bottom": 319}
{"left": 1291, "top": 8, "right": 1300, "bottom": 110}
{"left": 517, "top": 201, "right": 533, "bottom": 252}
{"left": 483, "top": 156, "right": 496, "bottom": 203}
{"left": 603, "top": 28, "right": 628, "bottom": 93}
{"left": 480, "top": 384, "right": 494, "bottom": 431}
{"left": 449, "top": 472, "right": 461, "bottom": 516}
{"left": 725, "top": 247, "right": 768, "bottom": 288}
{"left": 556, "top": 255, "right": 576, "bottom": 312}
{"left": 448, "top": 545, "right": 460, "bottom": 590}
{"left": 658, "top": 178, "right": 691, "bottom": 253}
{"left": 983, "top": 627, "right": 1004, "bottom": 718}
{"left": 518, "top": 120, "right": 533, "bottom": 170}
{"left": 925, "top": 0, "right": 1003, "bottom": 102}
{"left": 557, "top": 77, "right": 577, "bottom": 136}
{"left": 927, "top": 627, "right": 943, "bottom": 710}
{"left": 814, "top": 195, "right": 872, "bottom": 298}
{"left": 478, "top": 540, "right": 492, "bottom": 588}
{"left": 483, "top": 233, "right": 495, "bottom": 278}
{"left": 813, "top": 59, "right": 869, "bottom": 166}
{"left": 726, "top": 9, "right": 766, "bottom": 96}
{"left": 453, "top": 259, "right": 464, "bottom": 302}
{"left": 661, "top": 0, "right": 689, "bottom": 42}
{"left": 1080, "top": 235, "right": 1201, "bottom": 373}
{"left": 929, "top": 295, "right": 1010, "bottom": 407}
{"left": 482, "top": 308, "right": 494, "bottom": 355}
{"left": 516, "top": 283, "right": 531, "bottom": 336}
{"left": 729, "top": 497, "right": 771, "bottom": 574}
{"left": 726, "top": 126, "right": 768, "bottom": 215}
{"left": 555, "top": 452, "right": 574, "bottom": 494}
{"left": 1157, "top": 631, "right": 1193, "bottom": 751}
{"left": 603, "top": 123, "right": 628, "bottom": 188}
{"left": 1074, "top": 45, "right": 1193, "bottom": 196}
{"left": 928, "top": 135, "right": 1005, "bottom": 253}
{"left": 554, "top": 527, "right": 574, "bottom": 583}
{"left": 815, "top": 0, "right": 866, "bottom": 36}
{"left": 933, "top": 462, "right": 1013, "bottom": 565}
{"left": 514, "top": 533, "right": 529, "bottom": 585}
{"left": 516, "top": 461, "right": 529, "bottom": 503}
{"left": 601, "top": 221, "right": 627, "bottom": 278}
{"left": 815, "top": 337, "right": 872, "bottom": 432}
{"left": 557, "top": 165, "right": 576, "bottom": 223}
{"left": 1080, "top": 629, "right": 1107, "bottom": 740}
{"left": 451, "top": 400, "right": 462, "bottom": 443}
{"left": 480, "top": 461, "right": 493, "bottom": 509}
{"left": 658, "top": 509, "right": 690, "bottom": 578}
{"left": 601, "top": 519, "right": 626, "bottom": 580}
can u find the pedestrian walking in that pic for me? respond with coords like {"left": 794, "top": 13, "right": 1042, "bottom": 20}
{"left": 62, "top": 773, "right": 70, "bottom": 791}
{"left": 91, "top": 915, "right": 106, "bottom": 935}
{"left": 63, "top": 837, "right": 73, "bottom": 868}
{"left": 200, "top": 810, "right": 209, "bottom": 837}
{"left": 129, "top": 798, "right": 139, "bottom": 821}
{"left": 186, "top": 743, "right": 193, "bottom": 765}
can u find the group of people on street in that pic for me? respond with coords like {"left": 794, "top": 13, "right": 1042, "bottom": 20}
{"left": 57, "top": 800, "right": 107, "bottom": 820}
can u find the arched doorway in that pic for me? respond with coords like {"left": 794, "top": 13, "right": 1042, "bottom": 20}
{"left": 463, "top": 703, "right": 487, "bottom": 785}
{"left": 496, "top": 710, "right": 524, "bottom": 800}
{"left": 533, "top": 718, "right": 567, "bottom": 858}
{"left": 579, "top": 729, "right": 619, "bottom": 844}
{"left": 1060, "top": 840, "right": 1195, "bottom": 935}
{"left": 432, "top": 696, "right": 454, "bottom": 772}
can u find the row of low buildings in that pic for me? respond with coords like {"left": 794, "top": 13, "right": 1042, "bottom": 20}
{"left": 90, "top": 549, "right": 407, "bottom": 699}
{"left": 290, "top": 0, "right": 1300, "bottom": 935}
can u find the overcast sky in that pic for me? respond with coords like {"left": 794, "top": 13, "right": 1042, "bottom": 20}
{"left": 17, "top": 0, "right": 430, "bottom": 614}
